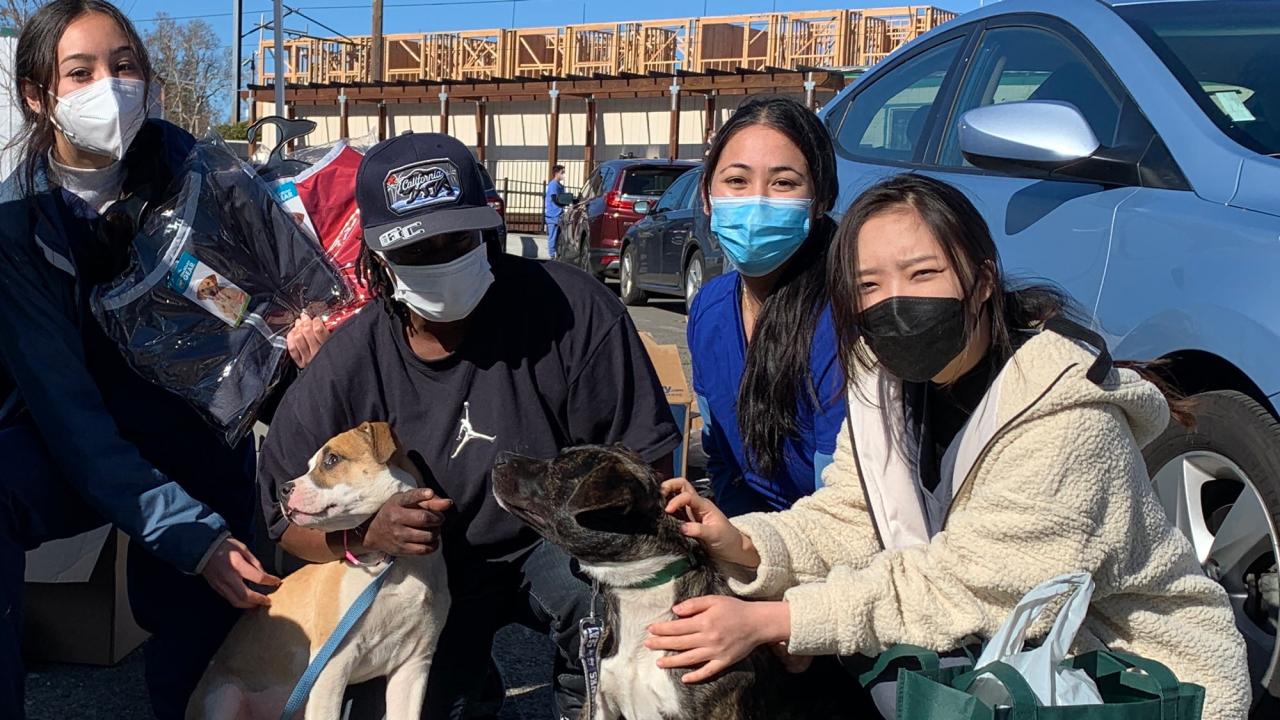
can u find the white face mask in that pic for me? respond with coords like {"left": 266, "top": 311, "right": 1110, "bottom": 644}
{"left": 50, "top": 77, "right": 148, "bottom": 161}
{"left": 383, "top": 243, "right": 494, "bottom": 323}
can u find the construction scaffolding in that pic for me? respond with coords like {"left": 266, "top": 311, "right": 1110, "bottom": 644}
{"left": 258, "top": 6, "right": 957, "bottom": 84}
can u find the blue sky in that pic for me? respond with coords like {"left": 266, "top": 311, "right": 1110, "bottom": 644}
{"left": 118, "top": 0, "right": 986, "bottom": 59}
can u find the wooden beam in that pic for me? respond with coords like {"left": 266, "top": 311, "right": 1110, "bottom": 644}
{"left": 703, "top": 92, "right": 716, "bottom": 148}
{"left": 547, "top": 85, "right": 561, "bottom": 175}
{"left": 584, "top": 96, "right": 597, "bottom": 174}
{"left": 371, "top": 0, "right": 385, "bottom": 81}
{"left": 247, "top": 68, "right": 843, "bottom": 104}
{"left": 475, "top": 100, "right": 487, "bottom": 164}
{"left": 667, "top": 80, "right": 680, "bottom": 161}
{"left": 339, "top": 91, "right": 350, "bottom": 139}
{"left": 439, "top": 89, "right": 450, "bottom": 134}
{"left": 378, "top": 101, "right": 388, "bottom": 140}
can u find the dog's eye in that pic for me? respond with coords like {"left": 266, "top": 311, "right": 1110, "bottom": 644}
{"left": 323, "top": 453, "right": 341, "bottom": 469}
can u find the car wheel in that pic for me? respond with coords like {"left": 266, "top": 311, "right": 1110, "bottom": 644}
{"left": 1144, "top": 390, "right": 1280, "bottom": 711}
{"left": 684, "top": 250, "right": 705, "bottom": 313}
{"left": 619, "top": 244, "right": 647, "bottom": 306}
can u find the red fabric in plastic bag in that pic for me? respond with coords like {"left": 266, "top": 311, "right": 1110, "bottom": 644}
{"left": 293, "top": 142, "right": 369, "bottom": 329}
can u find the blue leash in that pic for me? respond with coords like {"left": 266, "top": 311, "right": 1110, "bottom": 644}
{"left": 280, "top": 559, "right": 396, "bottom": 720}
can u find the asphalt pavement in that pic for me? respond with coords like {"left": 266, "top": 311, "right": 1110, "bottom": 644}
{"left": 25, "top": 245, "right": 703, "bottom": 720}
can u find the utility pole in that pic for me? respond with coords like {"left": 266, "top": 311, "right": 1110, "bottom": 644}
{"left": 273, "top": 0, "right": 285, "bottom": 117}
{"left": 231, "top": 0, "right": 243, "bottom": 123}
{"left": 371, "top": 0, "right": 385, "bottom": 82}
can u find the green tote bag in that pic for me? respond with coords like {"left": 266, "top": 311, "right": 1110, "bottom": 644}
{"left": 893, "top": 650, "right": 1205, "bottom": 720}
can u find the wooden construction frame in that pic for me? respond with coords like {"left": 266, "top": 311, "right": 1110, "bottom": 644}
{"left": 257, "top": 6, "right": 957, "bottom": 85}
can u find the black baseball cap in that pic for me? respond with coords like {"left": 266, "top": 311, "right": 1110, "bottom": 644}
{"left": 356, "top": 132, "right": 502, "bottom": 252}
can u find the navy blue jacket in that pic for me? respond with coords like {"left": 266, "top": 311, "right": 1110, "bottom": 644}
{"left": 0, "top": 121, "right": 254, "bottom": 573}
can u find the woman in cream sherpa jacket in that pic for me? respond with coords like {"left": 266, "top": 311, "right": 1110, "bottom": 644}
{"left": 647, "top": 175, "right": 1251, "bottom": 719}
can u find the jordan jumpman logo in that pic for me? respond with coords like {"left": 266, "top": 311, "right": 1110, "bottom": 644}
{"left": 452, "top": 401, "right": 497, "bottom": 458}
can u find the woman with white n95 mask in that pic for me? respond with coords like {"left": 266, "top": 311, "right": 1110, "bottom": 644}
{"left": 0, "top": 2, "right": 326, "bottom": 718}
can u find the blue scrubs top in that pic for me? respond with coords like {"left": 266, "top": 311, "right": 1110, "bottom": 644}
{"left": 687, "top": 271, "right": 847, "bottom": 516}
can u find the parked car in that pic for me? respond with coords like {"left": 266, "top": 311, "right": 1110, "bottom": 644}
{"left": 477, "top": 165, "right": 507, "bottom": 254}
{"left": 553, "top": 159, "right": 700, "bottom": 279}
{"left": 818, "top": 0, "right": 1279, "bottom": 707}
{"left": 619, "top": 167, "right": 727, "bottom": 310}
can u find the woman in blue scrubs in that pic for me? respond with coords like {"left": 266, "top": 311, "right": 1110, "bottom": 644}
{"left": 687, "top": 97, "right": 845, "bottom": 516}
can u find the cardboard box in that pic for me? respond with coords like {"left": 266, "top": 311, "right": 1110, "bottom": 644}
{"left": 639, "top": 332, "right": 693, "bottom": 478}
{"left": 23, "top": 528, "right": 148, "bottom": 666}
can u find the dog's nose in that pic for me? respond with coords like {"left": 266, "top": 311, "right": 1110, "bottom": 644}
{"left": 280, "top": 481, "right": 295, "bottom": 499}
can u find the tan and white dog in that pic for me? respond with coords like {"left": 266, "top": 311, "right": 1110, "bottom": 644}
{"left": 186, "top": 422, "right": 450, "bottom": 720}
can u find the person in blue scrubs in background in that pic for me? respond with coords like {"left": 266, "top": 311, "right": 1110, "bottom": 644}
{"left": 687, "top": 97, "right": 845, "bottom": 516}
{"left": 544, "top": 164, "right": 566, "bottom": 259}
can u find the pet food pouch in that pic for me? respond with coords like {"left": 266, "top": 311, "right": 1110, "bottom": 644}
{"left": 169, "top": 252, "right": 250, "bottom": 328}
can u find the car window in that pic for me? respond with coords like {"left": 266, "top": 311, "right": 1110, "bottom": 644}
{"left": 1118, "top": 2, "right": 1280, "bottom": 157}
{"left": 622, "top": 167, "right": 688, "bottom": 197}
{"left": 581, "top": 170, "right": 603, "bottom": 200}
{"left": 939, "top": 25, "right": 1121, "bottom": 167}
{"left": 656, "top": 171, "right": 697, "bottom": 212}
{"left": 683, "top": 171, "right": 705, "bottom": 210}
{"left": 834, "top": 38, "right": 963, "bottom": 163}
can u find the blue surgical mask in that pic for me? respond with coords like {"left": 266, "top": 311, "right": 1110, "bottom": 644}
{"left": 710, "top": 196, "right": 813, "bottom": 277}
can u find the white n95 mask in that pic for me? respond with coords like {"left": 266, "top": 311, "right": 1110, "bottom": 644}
{"left": 50, "top": 77, "right": 148, "bottom": 161}
{"left": 382, "top": 243, "right": 494, "bottom": 323}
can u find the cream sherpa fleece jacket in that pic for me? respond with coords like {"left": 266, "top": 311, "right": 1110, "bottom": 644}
{"left": 729, "top": 330, "right": 1252, "bottom": 719}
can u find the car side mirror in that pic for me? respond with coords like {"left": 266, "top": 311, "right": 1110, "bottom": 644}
{"left": 554, "top": 192, "right": 576, "bottom": 207}
{"left": 959, "top": 101, "right": 1100, "bottom": 175}
{"left": 633, "top": 200, "right": 653, "bottom": 215}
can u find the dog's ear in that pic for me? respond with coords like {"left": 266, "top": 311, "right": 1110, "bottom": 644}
{"left": 567, "top": 467, "right": 659, "bottom": 535}
{"left": 359, "top": 422, "right": 397, "bottom": 464}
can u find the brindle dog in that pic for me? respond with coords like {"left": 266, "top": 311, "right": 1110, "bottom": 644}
{"left": 491, "top": 444, "right": 854, "bottom": 720}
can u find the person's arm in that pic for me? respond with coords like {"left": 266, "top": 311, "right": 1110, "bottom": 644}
{"left": 713, "top": 417, "right": 882, "bottom": 598}
{"left": 258, "top": 374, "right": 453, "bottom": 564}
{"left": 0, "top": 222, "right": 227, "bottom": 575}
{"left": 686, "top": 311, "right": 734, "bottom": 491}
{"left": 780, "top": 403, "right": 1159, "bottom": 657}
{"left": 647, "top": 402, "right": 1157, "bottom": 680}
{"left": 695, "top": 396, "right": 734, "bottom": 490}
{"left": 278, "top": 486, "right": 452, "bottom": 563}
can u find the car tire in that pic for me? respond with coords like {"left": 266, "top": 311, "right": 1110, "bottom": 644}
{"left": 684, "top": 250, "right": 705, "bottom": 314}
{"left": 619, "top": 244, "right": 647, "bottom": 306}
{"left": 578, "top": 234, "right": 596, "bottom": 278}
{"left": 1143, "top": 390, "right": 1280, "bottom": 713}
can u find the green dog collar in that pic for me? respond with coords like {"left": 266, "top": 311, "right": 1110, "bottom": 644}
{"left": 619, "top": 556, "right": 695, "bottom": 590}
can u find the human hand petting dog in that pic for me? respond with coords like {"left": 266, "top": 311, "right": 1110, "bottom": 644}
{"left": 360, "top": 488, "right": 453, "bottom": 556}
{"left": 201, "top": 536, "right": 282, "bottom": 609}
{"left": 645, "top": 596, "right": 792, "bottom": 683}
{"left": 661, "top": 478, "right": 760, "bottom": 569}
{"left": 286, "top": 312, "right": 330, "bottom": 369}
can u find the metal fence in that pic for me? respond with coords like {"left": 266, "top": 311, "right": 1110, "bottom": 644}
{"left": 489, "top": 160, "right": 589, "bottom": 234}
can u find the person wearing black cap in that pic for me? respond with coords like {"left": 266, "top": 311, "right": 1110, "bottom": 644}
{"left": 256, "top": 132, "right": 681, "bottom": 718}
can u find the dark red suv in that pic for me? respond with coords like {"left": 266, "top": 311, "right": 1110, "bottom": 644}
{"left": 552, "top": 159, "right": 700, "bottom": 279}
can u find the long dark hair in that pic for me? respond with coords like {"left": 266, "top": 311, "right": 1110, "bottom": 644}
{"left": 700, "top": 97, "right": 840, "bottom": 479}
{"left": 9, "top": 0, "right": 153, "bottom": 193}
{"left": 829, "top": 173, "right": 1192, "bottom": 424}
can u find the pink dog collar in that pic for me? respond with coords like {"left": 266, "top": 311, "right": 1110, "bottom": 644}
{"left": 343, "top": 530, "right": 387, "bottom": 566}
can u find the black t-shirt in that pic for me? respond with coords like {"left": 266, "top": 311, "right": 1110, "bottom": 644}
{"left": 258, "top": 255, "right": 681, "bottom": 566}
